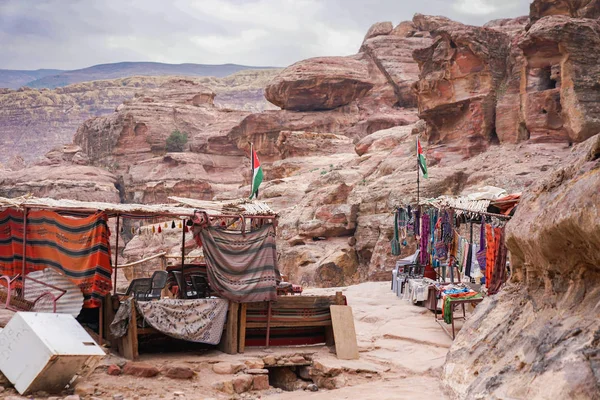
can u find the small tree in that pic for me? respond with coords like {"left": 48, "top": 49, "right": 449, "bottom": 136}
{"left": 166, "top": 130, "right": 188, "bottom": 152}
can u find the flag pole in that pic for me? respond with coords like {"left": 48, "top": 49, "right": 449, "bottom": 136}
{"left": 417, "top": 136, "right": 420, "bottom": 210}
{"left": 250, "top": 142, "right": 254, "bottom": 199}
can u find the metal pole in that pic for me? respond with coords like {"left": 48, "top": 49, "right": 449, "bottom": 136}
{"left": 113, "top": 214, "right": 120, "bottom": 295}
{"left": 417, "top": 137, "right": 420, "bottom": 208}
{"left": 181, "top": 218, "right": 186, "bottom": 298}
{"left": 21, "top": 207, "right": 28, "bottom": 298}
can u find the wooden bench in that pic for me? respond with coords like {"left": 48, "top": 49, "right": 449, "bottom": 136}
{"left": 238, "top": 292, "right": 346, "bottom": 353}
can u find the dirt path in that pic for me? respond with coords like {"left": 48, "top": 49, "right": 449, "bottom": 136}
{"left": 281, "top": 282, "right": 453, "bottom": 400}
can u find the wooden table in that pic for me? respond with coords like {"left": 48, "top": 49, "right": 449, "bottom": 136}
{"left": 434, "top": 295, "right": 483, "bottom": 340}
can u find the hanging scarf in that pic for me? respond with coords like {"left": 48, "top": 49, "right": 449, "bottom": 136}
{"left": 419, "top": 213, "right": 430, "bottom": 265}
{"left": 391, "top": 210, "right": 401, "bottom": 256}
{"left": 465, "top": 223, "right": 473, "bottom": 278}
{"left": 476, "top": 216, "right": 487, "bottom": 273}
{"left": 489, "top": 227, "right": 507, "bottom": 295}
{"left": 434, "top": 215, "right": 446, "bottom": 260}
{"left": 484, "top": 225, "right": 496, "bottom": 289}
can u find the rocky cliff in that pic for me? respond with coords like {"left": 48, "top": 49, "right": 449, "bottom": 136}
{"left": 438, "top": 2, "right": 600, "bottom": 398}
{"left": 0, "top": 144, "right": 120, "bottom": 203}
{"left": 0, "top": 69, "right": 279, "bottom": 165}
{"left": 1, "top": 1, "right": 598, "bottom": 398}
{"left": 413, "top": 10, "right": 600, "bottom": 163}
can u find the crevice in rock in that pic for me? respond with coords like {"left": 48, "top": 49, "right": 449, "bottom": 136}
{"left": 114, "top": 176, "right": 126, "bottom": 204}
{"left": 362, "top": 46, "right": 404, "bottom": 107}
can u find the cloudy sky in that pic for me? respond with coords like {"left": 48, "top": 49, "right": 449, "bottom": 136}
{"left": 0, "top": 0, "right": 530, "bottom": 70}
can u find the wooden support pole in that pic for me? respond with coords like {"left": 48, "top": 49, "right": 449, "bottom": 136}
{"left": 120, "top": 301, "right": 139, "bottom": 360}
{"left": 219, "top": 301, "right": 239, "bottom": 354}
{"left": 180, "top": 218, "right": 186, "bottom": 298}
{"left": 103, "top": 293, "right": 116, "bottom": 348}
{"left": 113, "top": 215, "right": 120, "bottom": 295}
{"left": 238, "top": 303, "right": 247, "bottom": 353}
{"left": 265, "top": 301, "right": 272, "bottom": 348}
{"left": 98, "top": 303, "right": 103, "bottom": 346}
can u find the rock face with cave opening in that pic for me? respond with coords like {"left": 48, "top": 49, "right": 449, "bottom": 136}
{"left": 442, "top": 133, "right": 600, "bottom": 399}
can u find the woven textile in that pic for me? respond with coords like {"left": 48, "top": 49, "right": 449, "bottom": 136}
{"left": 200, "top": 224, "right": 280, "bottom": 303}
{"left": 0, "top": 208, "right": 112, "bottom": 308}
{"left": 489, "top": 227, "right": 507, "bottom": 295}
{"left": 136, "top": 298, "right": 228, "bottom": 345}
{"left": 110, "top": 297, "right": 133, "bottom": 338}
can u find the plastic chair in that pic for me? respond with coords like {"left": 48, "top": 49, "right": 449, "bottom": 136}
{"left": 171, "top": 270, "right": 196, "bottom": 299}
{"left": 146, "top": 271, "right": 168, "bottom": 300}
{"left": 0, "top": 274, "right": 65, "bottom": 312}
{"left": 191, "top": 275, "right": 209, "bottom": 298}
{"left": 124, "top": 278, "right": 152, "bottom": 301}
{"left": 392, "top": 249, "right": 420, "bottom": 292}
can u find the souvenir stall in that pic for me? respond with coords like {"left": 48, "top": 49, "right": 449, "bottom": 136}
{"left": 0, "top": 195, "right": 347, "bottom": 358}
{"left": 390, "top": 188, "right": 519, "bottom": 339}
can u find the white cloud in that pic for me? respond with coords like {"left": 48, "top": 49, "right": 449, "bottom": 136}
{"left": 0, "top": 0, "right": 531, "bottom": 70}
{"left": 453, "top": 0, "right": 498, "bottom": 15}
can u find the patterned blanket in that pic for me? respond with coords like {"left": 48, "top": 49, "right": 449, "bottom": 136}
{"left": 0, "top": 208, "right": 112, "bottom": 308}
{"left": 111, "top": 298, "right": 229, "bottom": 345}
{"left": 199, "top": 224, "right": 280, "bottom": 303}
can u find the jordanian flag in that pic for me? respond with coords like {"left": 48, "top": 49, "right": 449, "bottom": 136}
{"left": 417, "top": 138, "right": 428, "bottom": 179}
{"left": 250, "top": 148, "right": 263, "bottom": 199}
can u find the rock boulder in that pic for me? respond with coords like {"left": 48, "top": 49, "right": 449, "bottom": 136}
{"left": 362, "top": 21, "right": 394, "bottom": 43}
{"left": 264, "top": 56, "right": 374, "bottom": 111}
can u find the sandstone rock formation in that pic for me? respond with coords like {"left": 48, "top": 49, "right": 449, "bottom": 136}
{"left": 0, "top": 163, "right": 119, "bottom": 203}
{"left": 363, "top": 21, "right": 394, "bottom": 41}
{"left": 0, "top": 70, "right": 279, "bottom": 164}
{"left": 519, "top": 16, "right": 600, "bottom": 143}
{"left": 529, "top": 0, "right": 600, "bottom": 25}
{"left": 413, "top": 22, "right": 510, "bottom": 158}
{"left": 360, "top": 29, "right": 432, "bottom": 107}
{"left": 74, "top": 79, "right": 252, "bottom": 203}
{"left": 483, "top": 16, "right": 530, "bottom": 35}
{"left": 413, "top": 10, "right": 600, "bottom": 161}
{"left": 272, "top": 120, "right": 571, "bottom": 286}
{"left": 443, "top": 133, "right": 600, "bottom": 399}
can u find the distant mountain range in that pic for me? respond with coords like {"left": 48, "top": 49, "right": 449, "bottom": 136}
{"left": 0, "top": 62, "right": 275, "bottom": 89}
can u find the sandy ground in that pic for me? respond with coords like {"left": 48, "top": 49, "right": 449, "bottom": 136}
{"left": 1, "top": 282, "right": 457, "bottom": 400}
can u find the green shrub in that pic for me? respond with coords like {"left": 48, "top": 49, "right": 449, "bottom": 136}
{"left": 166, "top": 130, "right": 188, "bottom": 152}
